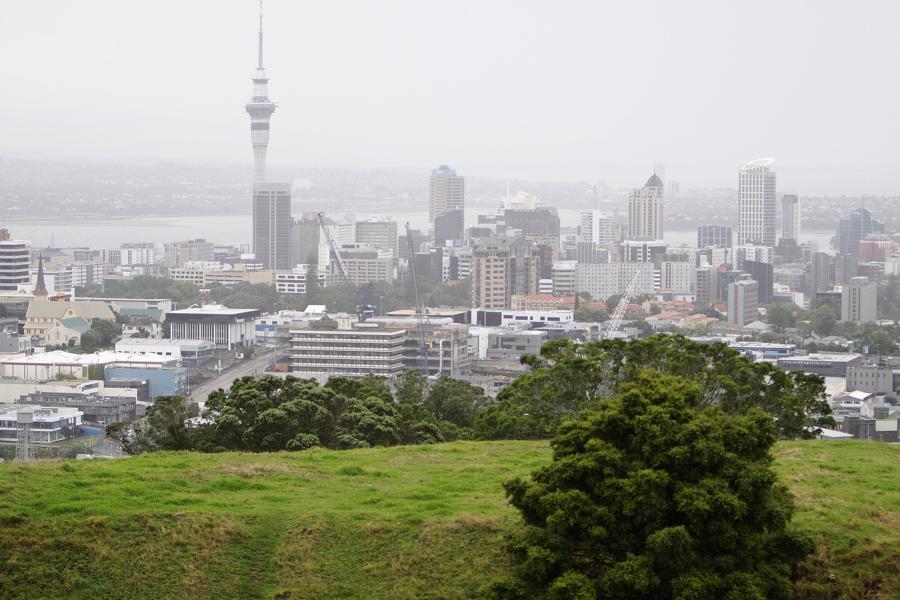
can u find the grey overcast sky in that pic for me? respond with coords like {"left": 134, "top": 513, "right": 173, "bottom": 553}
{"left": 1, "top": 1, "right": 898, "bottom": 194}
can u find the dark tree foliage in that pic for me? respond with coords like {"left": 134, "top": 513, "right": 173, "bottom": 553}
{"left": 475, "top": 335, "right": 832, "bottom": 440}
{"left": 107, "top": 395, "right": 198, "bottom": 454}
{"left": 200, "top": 375, "right": 401, "bottom": 451}
{"left": 486, "top": 372, "right": 813, "bottom": 600}
{"left": 80, "top": 319, "right": 122, "bottom": 351}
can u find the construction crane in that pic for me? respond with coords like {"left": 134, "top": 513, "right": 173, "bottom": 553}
{"left": 604, "top": 270, "right": 641, "bottom": 339}
{"left": 317, "top": 211, "right": 349, "bottom": 284}
{"left": 405, "top": 222, "right": 429, "bottom": 374}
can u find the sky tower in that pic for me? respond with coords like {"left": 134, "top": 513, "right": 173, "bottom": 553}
{"left": 245, "top": 1, "right": 276, "bottom": 183}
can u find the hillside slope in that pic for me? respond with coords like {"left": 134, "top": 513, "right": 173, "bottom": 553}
{"left": 0, "top": 440, "right": 896, "bottom": 600}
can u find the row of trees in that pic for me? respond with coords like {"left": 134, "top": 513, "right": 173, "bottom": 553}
{"left": 108, "top": 372, "right": 487, "bottom": 454}
{"left": 109, "top": 336, "right": 832, "bottom": 455}
{"left": 86, "top": 275, "right": 471, "bottom": 315}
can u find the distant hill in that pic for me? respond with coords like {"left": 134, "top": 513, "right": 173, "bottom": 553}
{"left": 0, "top": 440, "right": 896, "bottom": 599}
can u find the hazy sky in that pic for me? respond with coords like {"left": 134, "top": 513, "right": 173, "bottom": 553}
{"left": 1, "top": 1, "right": 898, "bottom": 194}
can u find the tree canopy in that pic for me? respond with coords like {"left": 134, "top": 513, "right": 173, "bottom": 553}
{"left": 475, "top": 336, "right": 833, "bottom": 441}
{"left": 486, "top": 372, "right": 813, "bottom": 600}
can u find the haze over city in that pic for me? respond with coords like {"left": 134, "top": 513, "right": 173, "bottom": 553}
{"left": 2, "top": 0, "right": 900, "bottom": 193}
{"left": 1, "top": 3, "right": 899, "bottom": 600}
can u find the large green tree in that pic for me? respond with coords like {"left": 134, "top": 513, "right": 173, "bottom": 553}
{"left": 487, "top": 372, "right": 813, "bottom": 600}
{"left": 475, "top": 336, "right": 832, "bottom": 440}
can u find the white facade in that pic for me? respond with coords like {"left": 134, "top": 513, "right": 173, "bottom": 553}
{"left": 659, "top": 262, "right": 696, "bottom": 294}
{"left": 0, "top": 405, "right": 83, "bottom": 445}
{"left": 576, "top": 262, "right": 655, "bottom": 303}
{"left": 289, "top": 327, "right": 407, "bottom": 382}
{"left": 551, "top": 261, "right": 577, "bottom": 296}
{"left": 737, "top": 158, "right": 777, "bottom": 247}
{"left": 0, "top": 235, "right": 31, "bottom": 292}
{"left": 841, "top": 276, "right": 877, "bottom": 324}
{"left": 166, "top": 305, "right": 260, "bottom": 349}
{"left": 578, "top": 210, "right": 618, "bottom": 245}
{"left": 31, "top": 269, "right": 73, "bottom": 294}
{"left": 114, "top": 338, "right": 215, "bottom": 359}
{"left": 275, "top": 266, "right": 328, "bottom": 295}
{"left": 735, "top": 245, "right": 774, "bottom": 269}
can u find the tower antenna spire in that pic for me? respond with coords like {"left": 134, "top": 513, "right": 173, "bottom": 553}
{"left": 258, "top": 0, "right": 264, "bottom": 69}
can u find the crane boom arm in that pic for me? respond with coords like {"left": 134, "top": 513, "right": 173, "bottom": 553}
{"left": 605, "top": 270, "right": 641, "bottom": 339}
{"left": 317, "top": 212, "right": 350, "bottom": 284}
{"left": 405, "top": 222, "right": 429, "bottom": 374}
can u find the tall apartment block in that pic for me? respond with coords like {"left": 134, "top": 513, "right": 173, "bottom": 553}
{"left": 627, "top": 173, "right": 665, "bottom": 240}
{"left": 841, "top": 276, "right": 877, "bottom": 324}
{"left": 781, "top": 194, "right": 800, "bottom": 241}
{"left": 737, "top": 158, "right": 777, "bottom": 247}
{"left": 429, "top": 165, "right": 465, "bottom": 225}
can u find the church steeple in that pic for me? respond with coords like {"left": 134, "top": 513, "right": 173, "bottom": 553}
{"left": 34, "top": 254, "right": 48, "bottom": 300}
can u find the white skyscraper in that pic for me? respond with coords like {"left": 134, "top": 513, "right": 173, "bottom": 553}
{"left": 429, "top": 165, "right": 465, "bottom": 225}
{"left": 578, "top": 210, "right": 618, "bottom": 245}
{"left": 782, "top": 194, "right": 800, "bottom": 241}
{"left": 245, "top": 3, "right": 276, "bottom": 183}
{"left": 627, "top": 173, "right": 665, "bottom": 240}
{"left": 737, "top": 158, "right": 777, "bottom": 247}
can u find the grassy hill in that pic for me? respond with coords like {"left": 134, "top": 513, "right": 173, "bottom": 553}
{"left": 0, "top": 440, "right": 897, "bottom": 600}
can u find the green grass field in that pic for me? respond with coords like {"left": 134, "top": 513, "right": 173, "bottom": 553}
{"left": 0, "top": 440, "right": 897, "bottom": 599}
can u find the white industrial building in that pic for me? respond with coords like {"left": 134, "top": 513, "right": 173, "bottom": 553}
{"left": 114, "top": 338, "right": 215, "bottom": 361}
{"left": 0, "top": 350, "right": 177, "bottom": 381}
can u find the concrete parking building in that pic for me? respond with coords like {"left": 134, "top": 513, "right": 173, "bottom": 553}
{"left": 289, "top": 324, "right": 407, "bottom": 382}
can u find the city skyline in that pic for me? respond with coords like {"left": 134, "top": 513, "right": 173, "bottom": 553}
{"left": 1, "top": 1, "right": 899, "bottom": 194}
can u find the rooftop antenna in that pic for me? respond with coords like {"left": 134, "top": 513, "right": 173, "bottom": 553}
{"left": 258, "top": 0, "right": 264, "bottom": 69}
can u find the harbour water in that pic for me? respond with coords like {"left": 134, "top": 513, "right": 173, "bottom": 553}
{"left": 3, "top": 211, "right": 835, "bottom": 253}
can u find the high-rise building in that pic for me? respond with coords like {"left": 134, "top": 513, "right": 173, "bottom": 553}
{"left": 834, "top": 254, "right": 859, "bottom": 286}
{"left": 429, "top": 165, "right": 465, "bottom": 225}
{"left": 727, "top": 275, "right": 758, "bottom": 326}
{"left": 355, "top": 219, "right": 398, "bottom": 257}
{"left": 163, "top": 239, "right": 214, "bottom": 268}
{"left": 659, "top": 261, "right": 696, "bottom": 295}
{"left": 578, "top": 210, "right": 618, "bottom": 245}
{"left": 289, "top": 213, "right": 321, "bottom": 267}
{"left": 695, "top": 265, "right": 715, "bottom": 306}
{"left": 504, "top": 207, "right": 561, "bottom": 237}
{"left": 743, "top": 260, "right": 774, "bottom": 304}
{"left": 782, "top": 194, "right": 800, "bottom": 241}
{"left": 470, "top": 238, "right": 540, "bottom": 309}
{"left": 434, "top": 209, "right": 464, "bottom": 247}
{"left": 735, "top": 245, "right": 773, "bottom": 270}
{"left": 252, "top": 183, "right": 292, "bottom": 270}
{"left": 841, "top": 276, "right": 877, "bottom": 324}
{"left": 837, "top": 207, "right": 884, "bottom": 256}
{"left": 575, "top": 263, "right": 655, "bottom": 303}
{"left": 627, "top": 173, "right": 665, "bottom": 240}
{"left": 245, "top": 4, "right": 276, "bottom": 183}
{"left": 697, "top": 225, "right": 732, "bottom": 249}
{"left": 0, "top": 230, "right": 31, "bottom": 291}
{"left": 737, "top": 158, "right": 777, "bottom": 247}
{"left": 808, "top": 252, "right": 833, "bottom": 305}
